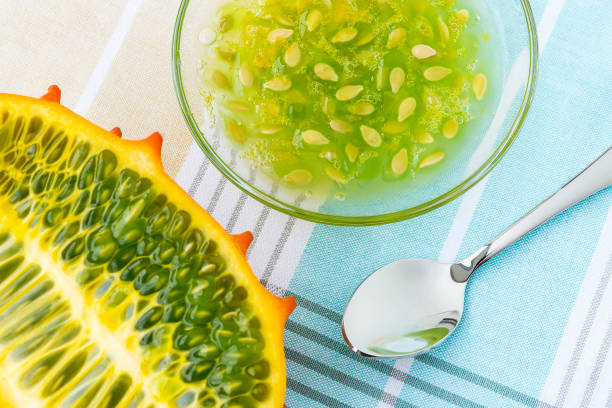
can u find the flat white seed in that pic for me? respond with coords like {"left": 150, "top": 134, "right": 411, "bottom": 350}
{"left": 268, "top": 28, "right": 294, "bottom": 43}
{"left": 264, "top": 76, "right": 292, "bottom": 91}
{"left": 419, "top": 151, "right": 445, "bottom": 168}
{"left": 390, "top": 67, "right": 405, "bottom": 93}
{"left": 345, "top": 143, "right": 359, "bottom": 163}
{"left": 284, "top": 169, "right": 312, "bottom": 185}
{"left": 424, "top": 66, "right": 452, "bottom": 81}
{"left": 303, "top": 130, "right": 330, "bottom": 145}
{"left": 437, "top": 17, "right": 450, "bottom": 42}
{"left": 391, "top": 148, "right": 409, "bottom": 175}
{"left": 416, "top": 131, "right": 434, "bottom": 144}
{"left": 239, "top": 63, "right": 254, "bottom": 87}
{"left": 211, "top": 70, "right": 230, "bottom": 89}
{"left": 330, "top": 120, "right": 352, "bottom": 133}
{"left": 350, "top": 102, "right": 375, "bottom": 116}
{"left": 472, "top": 73, "right": 488, "bottom": 100}
{"left": 227, "top": 120, "right": 247, "bottom": 142}
{"left": 382, "top": 121, "right": 410, "bottom": 134}
{"left": 314, "top": 63, "right": 339, "bottom": 82}
{"left": 325, "top": 167, "right": 347, "bottom": 184}
{"left": 356, "top": 31, "right": 376, "bottom": 46}
{"left": 227, "top": 101, "right": 250, "bottom": 112}
{"left": 360, "top": 125, "right": 382, "bottom": 147}
{"left": 275, "top": 15, "right": 293, "bottom": 26}
{"left": 376, "top": 67, "right": 386, "bottom": 89}
{"left": 398, "top": 97, "right": 417, "bottom": 122}
{"left": 443, "top": 119, "right": 459, "bottom": 139}
{"left": 199, "top": 28, "right": 216, "bottom": 45}
{"left": 336, "top": 85, "right": 364, "bottom": 101}
{"left": 260, "top": 127, "right": 281, "bottom": 134}
{"left": 412, "top": 44, "right": 437, "bottom": 59}
{"left": 456, "top": 9, "right": 470, "bottom": 25}
{"left": 332, "top": 27, "right": 358, "bottom": 43}
{"left": 306, "top": 10, "right": 323, "bottom": 31}
{"left": 387, "top": 27, "right": 406, "bottom": 49}
{"left": 284, "top": 43, "right": 301, "bottom": 67}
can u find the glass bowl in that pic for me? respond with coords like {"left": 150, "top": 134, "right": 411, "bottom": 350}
{"left": 172, "top": 0, "right": 538, "bottom": 226}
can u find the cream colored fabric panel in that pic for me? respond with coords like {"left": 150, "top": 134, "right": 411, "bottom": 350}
{"left": 0, "top": 1, "right": 126, "bottom": 106}
{"left": 87, "top": 0, "right": 193, "bottom": 178}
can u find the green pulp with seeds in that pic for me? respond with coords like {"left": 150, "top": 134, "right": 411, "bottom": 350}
{"left": 0, "top": 107, "right": 274, "bottom": 407}
{"left": 201, "top": 0, "right": 492, "bottom": 192}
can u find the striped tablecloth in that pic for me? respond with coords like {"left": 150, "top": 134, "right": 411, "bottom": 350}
{"left": 3, "top": 0, "right": 611, "bottom": 406}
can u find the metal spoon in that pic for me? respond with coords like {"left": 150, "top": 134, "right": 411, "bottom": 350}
{"left": 343, "top": 147, "right": 612, "bottom": 358}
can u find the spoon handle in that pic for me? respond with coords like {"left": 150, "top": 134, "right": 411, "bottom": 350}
{"left": 452, "top": 147, "right": 612, "bottom": 283}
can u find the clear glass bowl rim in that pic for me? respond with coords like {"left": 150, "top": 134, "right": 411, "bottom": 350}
{"left": 172, "top": 0, "right": 539, "bottom": 226}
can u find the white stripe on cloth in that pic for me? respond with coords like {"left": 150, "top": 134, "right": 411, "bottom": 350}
{"left": 377, "top": 0, "right": 566, "bottom": 403}
{"left": 537, "top": 203, "right": 612, "bottom": 407}
{"left": 74, "top": 0, "right": 143, "bottom": 116}
{"left": 376, "top": 359, "right": 414, "bottom": 408}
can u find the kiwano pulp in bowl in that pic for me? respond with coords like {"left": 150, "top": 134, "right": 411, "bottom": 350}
{"left": 173, "top": 0, "right": 538, "bottom": 226}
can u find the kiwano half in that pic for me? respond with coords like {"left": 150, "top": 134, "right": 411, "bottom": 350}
{"left": 0, "top": 86, "right": 296, "bottom": 408}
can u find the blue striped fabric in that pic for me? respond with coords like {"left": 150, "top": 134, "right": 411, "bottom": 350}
{"left": 281, "top": 0, "right": 612, "bottom": 406}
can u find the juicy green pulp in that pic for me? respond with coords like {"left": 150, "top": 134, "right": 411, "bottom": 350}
{"left": 0, "top": 109, "right": 270, "bottom": 407}
{"left": 202, "top": 0, "right": 490, "bottom": 194}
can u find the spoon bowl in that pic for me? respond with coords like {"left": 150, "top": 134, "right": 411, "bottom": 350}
{"left": 342, "top": 259, "right": 465, "bottom": 358}
{"left": 342, "top": 148, "right": 612, "bottom": 359}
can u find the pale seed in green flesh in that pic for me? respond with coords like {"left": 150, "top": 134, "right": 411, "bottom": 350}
{"left": 303, "top": 130, "right": 329, "bottom": 145}
{"left": 325, "top": 167, "right": 347, "bottom": 184}
{"left": 456, "top": 9, "right": 470, "bottom": 25}
{"left": 284, "top": 169, "right": 312, "bottom": 185}
{"left": 412, "top": 44, "right": 437, "bottom": 59}
{"left": 360, "top": 125, "right": 382, "bottom": 147}
{"left": 472, "top": 73, "right": 488, "bottom": 100}
{"left": 443, "top": 119, "right": 459, "bottom": 139}
{"left": 284, "top": 43, "right": 301, "bottom": 67}
{"left": 419, "top": 151, "right": 445, "bottom": 168}
{"left": 437, "top": 17, "right": 450, "bottom": 42}
{"left": 330, "top": 120, "right": 352, "bottom": 133}
{"left": 261, "top": 127, "right": 281, "bottom": 135}
{"left": 212, "top": 70, "right": 230, "bottom": 89}
{"left": 390, "top": 67, "right": 405, "bottom": 93}
{"left": 398, "top": 97, "right": 417, "bottom": 122}
{"left": 345, "top": 143, "right": 359, "bottom": 163}
{"left": 306, "top": 10, "right": 323, "bottom": 32}
{"left": 239, "top": 63, "right": 254, "bottom": 87}
{"left": 350, "top": 102, "right": 375, "bottom": 116}
{"left": 336, "top": 85, "right": 363, "bottom": 101}
{"left": 227, "top": 101, "right": 249, "bottom": 112}
{"left": 424, "top": 66, "right": 452, "bottom": 81}
{"left": 268, "top": 28, "right": 294, "bottom": 43}
{"left": 356, "top": 30, "right": 376, "bottom": 46}
{"left": 228, "top": 120, "right": 247, "bottom": 142}
{"left": 314, "top": 63, "right": 338, "bottom": 82}
{"left": 275, "top": 15, "right": 293, "bottom": 26}
{"left": 392, "top": 148, "right": 409, "bottom": 175}
{"left": 382, "top": 121, "right": 410, "bottom": 134}
{"left": 264, "top": 76, "right": 292, "bottom": 91}
{"left": 416, "top": 131, "right": 434, "bottom": 144}
{"left": 332, "top": 27, "right": 358, "bottom": 43}
{"left": 387, "top": 27, "right": 407, "bottom": 49}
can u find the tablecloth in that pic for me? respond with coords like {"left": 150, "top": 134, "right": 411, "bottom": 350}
{"left": 2, "top": 0, "right": 611, "bottom": 407}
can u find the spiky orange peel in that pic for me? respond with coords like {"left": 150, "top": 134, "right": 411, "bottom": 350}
{"left": 0, "top": 86, "right": 296, "bottom": 407}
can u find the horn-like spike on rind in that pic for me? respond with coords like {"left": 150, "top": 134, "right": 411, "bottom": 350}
{"left": 144, "top": 132, "right": 163, "bottom": 157}
{"left": 110, "top": 127, "right": 123, "bottom": 138}
{"left": 40, "top": 85, "right": 61, "bottom": 103}
{"left": 232, "top": 231, "right": 254, "bottom": 254}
